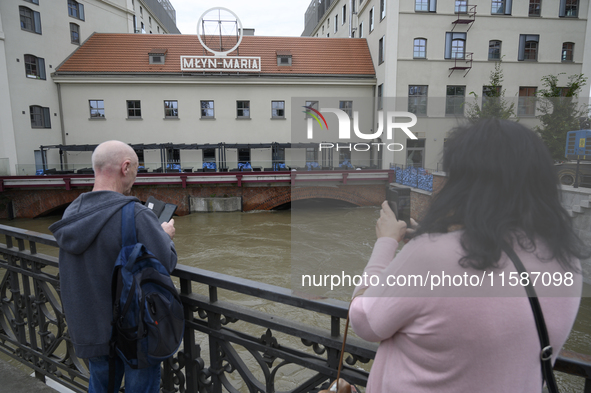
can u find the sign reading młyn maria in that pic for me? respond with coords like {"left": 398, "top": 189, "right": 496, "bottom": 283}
{"left": 183, "top": 7, "right": 261, "bottom": 73}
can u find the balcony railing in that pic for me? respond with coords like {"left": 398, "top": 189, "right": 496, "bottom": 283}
{"left": 1, "top": 225, "right": 591, "bottom": 392}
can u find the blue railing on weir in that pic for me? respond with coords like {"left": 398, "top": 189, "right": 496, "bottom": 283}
{"left": 391, "top": 165, "right": 435, "bottom": 192}
{"left": 1, "top": 225, "right": 591, "bottom": 392}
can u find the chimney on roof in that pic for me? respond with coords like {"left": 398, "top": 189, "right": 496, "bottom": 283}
{"left": 240, "top": 28, "right": 255, "bottom": 36}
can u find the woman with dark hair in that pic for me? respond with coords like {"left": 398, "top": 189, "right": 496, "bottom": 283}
{"left": 349, "top": 119, "right": 586, "bottom": 392}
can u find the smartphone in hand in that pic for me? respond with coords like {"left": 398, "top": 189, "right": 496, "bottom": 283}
{"left": 386, "top": 186, "right": 411, "bottom": 226}
{"left": 146, "top": 196, "right": 178, "bottom": 224}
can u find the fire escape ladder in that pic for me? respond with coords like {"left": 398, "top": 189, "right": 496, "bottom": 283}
{"left": 448, "top": 52, "right": 473, "bottom": 77}
{"left": 451, "top": 5, "right": 477, "bottom": 32}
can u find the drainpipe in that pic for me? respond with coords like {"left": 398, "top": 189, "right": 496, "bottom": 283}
{"left": 56, "top": 83, "right": 68, "bottom": 166}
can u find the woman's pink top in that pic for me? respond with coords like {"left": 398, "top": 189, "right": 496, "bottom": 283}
{"left": 350, "top": 232, "right": 581, "bottom": 393}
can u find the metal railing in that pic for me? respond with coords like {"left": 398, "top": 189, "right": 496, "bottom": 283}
{"left": 0, "top": 225, "right": 375, "bottom": 392}
{"left": 390, "top": 165, "right": 436, "bottom": 192}
{"left": 1, "top": 226, "right": 591, "bottom": 392}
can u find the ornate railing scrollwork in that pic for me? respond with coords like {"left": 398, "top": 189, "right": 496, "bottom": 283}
{"left": 2, "top": 223, "right": 591, "bottom": 392}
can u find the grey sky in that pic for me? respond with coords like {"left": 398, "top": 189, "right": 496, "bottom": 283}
{"left": 170, "top": 0, "right": 313, "bottom": 36}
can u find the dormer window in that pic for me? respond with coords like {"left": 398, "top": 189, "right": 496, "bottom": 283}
{"left": 276, "top": 50, "right": 292, "bottom": 66}
{"left": 149, "top": 49, "right": 167, "bottom": 64}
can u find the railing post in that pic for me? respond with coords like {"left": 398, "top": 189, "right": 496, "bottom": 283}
{"left": 208, "top": 285, "right": 223, "bottom": 393}
{"left": 179, "top": 277, "right": 200, "bottom": 393}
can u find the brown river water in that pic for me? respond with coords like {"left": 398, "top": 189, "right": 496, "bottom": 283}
{"left": 1, "top": 201, "right": 590, "bottom": 391}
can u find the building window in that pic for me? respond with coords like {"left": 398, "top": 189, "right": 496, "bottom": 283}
{"left": 24, "top": 54, "right": 45, "bottom": 80}
{"left": 446, "top": 86, "right": 465, "bottom": 116}
{"left": 140, "top": 6, "right": 143, "bottom": 17}
{"left": 237, "top": 101, "right": 250, "bottom": 118}
{"left": 127, "top": 100, "right": 141, "bottom": 118}
{"left": 201, "top": 101, "right": 214, "bottom": 118}
{"left": 70, "top": 23, "right": 80, "bottom": 44}
{"left": 68, "top": 0, "right": 85, "bottom": 21}
{"left": 455, "top": 0, "right": 468, "bottom": 13}
{"left": 339, "top": 101, "right": 353, "bottom": 118}
{"left": 378, "top": 36, "right": 385, "bottom": 64}
{"left": 408, "top": 85, "right": 428, "bottom": 116}
{"left": 164, "top": 100, "right": 178, "bottom": 118}
{"left": 482, "top": 85, "right": 502, "bottom": 109}
{"left": 306, "top": 148, "right": 318, "bottom": 163}
{"left": 272, "top": 101, "right": 285, "bottom": 118}
{"left": 157, "top": 26, "right": 160, "bottom": 33}
{"left": 334, "top": 15, "right": 338, "bottom": 33}
{"left": 141, "top": 22, "right": 145, "bottom": 34}
{"left": 369, "top": 7, "right": 374, "bottom": 32}
{"left": 415, "top": 0, "right": 436, "bottom": 12}
{"left": 562, "top": 42, "right": 574, "bottom": 62}
{"left": 380, "top": 0, "right": 386, "bottom": 19}
{"left": 305, "top": 101, "right": 319, "bottom": 118}
{"left": 488, "top": 40, "right": 501, "bottom": 60}
{"left": 89, "top": 100, "right": 105, "bottom": 118}
{"left": 30, "top": 105, "right": 51, "bottom": 128}
{"left": 377, "top": 84, "right": 383, "bottom": 110}
{"left": 492, "top": 0, "right": 512, "bottom": 14}
{"left": 359, "top": 22, "right": 364, "bottom": 38}
{"left": 343, "top": 5, "right": 346, "bottom": 23}
{"left": 20, "top": 6, "right": 42, "bottom": 34}
{"left": 445, "top": 32, "right": 466, "bottom": 59}
{"left": 529, "top": 0, "right": 541, "bottom": 16}
{"left": 407, "top": 139, "right": 425, "bottom": 168}
{"left": 559, "top": 0, "right": 578, "bottom": 17}
{"left": 24, "top": 0, "right": 39, "bottom": 4}
{"left": 352, "top": 0, "right": 356, "bottom": 13}
{"left": 149, "top": 16, "right": 152, "bottom": 26}
{"left": 518, "top": 34, "right": 539, "bottom": 61}
{"left": 414, "top": 38, "right": 427, "bottom": 58}
{"left": 518, "top": 87, "right": 537, "bottom": 116}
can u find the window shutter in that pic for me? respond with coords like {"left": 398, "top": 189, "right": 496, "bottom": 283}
{"left": 429, "top": 0, "right": 437, "bottom": 12}
{"left": 38, "top": 57, "right": 46, "bottom": 80}
{"left": 33, "top": 11, "right": 42, "bottom": 34}
{"left": 559, "top": 0, "right": 566, "bottom": 16}
{"left": 518, "top": 34, "right": 526, "bottom": 61}
{"left": 505, "top": 0, "right": 512, "bottom": 14}
{"left": 79, "top": 4, "right": 85, "bottom": 21}
{"left": 42, "top": 107, "right": 51, "bottom": 128}
{"left": 444, "top": 32, "right": 452, "bottom": 59}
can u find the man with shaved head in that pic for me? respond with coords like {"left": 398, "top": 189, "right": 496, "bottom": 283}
{"left": 50, "top": 140, "right": 176, "bottom": 393}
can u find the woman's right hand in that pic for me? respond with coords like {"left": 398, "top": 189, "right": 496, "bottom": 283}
{"left": 377, "top": 201, "right": 407, "bottom": 242}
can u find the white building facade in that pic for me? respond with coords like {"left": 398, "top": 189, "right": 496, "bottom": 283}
{"left": 0, "top": 0, "right": 179, "bottom": 175}
{"left": 303, "top": 0, "right": 591, "bottom": 169}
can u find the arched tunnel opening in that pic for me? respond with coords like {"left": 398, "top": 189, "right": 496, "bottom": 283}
{"left": 273, "top": 198, "right": 359, "bottom": 211}
{"left": 35, "top": 203, "right": 71, "bottom": 218}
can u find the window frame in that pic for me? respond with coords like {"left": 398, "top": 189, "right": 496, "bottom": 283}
{"left": 164, "top": 100, "right": 178, "bottom": 119}
{"left": 529, "top": 0, "right": 542, "bottom": 16}
{"left": 305, "top": 101, "right": 319, "bottom": 119}
{"left": 89, "top": 100, "right": 105, "bottom": 119}
{"left": 408, "top": 85, "right": 428, "bottom": 117}
{"left": 491, "top": 0, "right": 512, "bottom": 14}
{"left": 378, "top": 36, "right": 385, "bottom": 64}
{"left": 271, "top": 101, "right": 285, "bottom": 119}
{"left": 369, "top": 7, "right": 374, "bottom": 32}
{"left": 237, "top": 100, "right": 250, "bottom": 119}
{"left": 343, "top": 5, "right": 347, "bottom": 24}
{"left": 562, "top": 42, "right": 574, "bottom": 62}
{"left": 339, "top": 100, "right": 353, "bottom": 118}
{"left": 560, "top": 0, "right": 579, "bottom": 17}
{"left": 518, "top": 34, "right": 539, "bottom": 61}
{"left": 70, "top": 23, "right": 80, "bottom": 44}
{"left": 518, "top": 86, "right": 537, "bottom": 117}
{"left": 413, "top": 38, "right": 427, "bottom": 59}
{"left": 335, "top": 15, "right": 338, "bottom": 33}
{"left": 67, "top": 0, "right": 85, "bottom": 21}
{"left": 20, "top": 6, "right": 41, "bottom": 34}
{"left": 455, "top": 0, "right": 468, "bottom": 13}
{"left": 126, "top": 100, "right": 142, "bottom": 119}
{"left": 488, "top": 40, "right": 502, "bottom": 60}
{"left": 24, "top": 54, "right": 46, "bottom": 80}
{"left": 445, "top": 32, "right": 467, "bottom": 59}
{"left": 201, "top": 100, "right": 215, "bottom": 118}
{"left": 380, "top": 0, "right": 386, "bottom": 19}
{"left": 377, "top": 84, "right": 383, "bottom": 110}
{"left": 415, "top": 0, "right": 437, "bottom": 12}
{"left": 445, "top": 85, "right": 466, "bottom": 117}
{"left": 30, "top": 105, "right": 51, "bottom": 128}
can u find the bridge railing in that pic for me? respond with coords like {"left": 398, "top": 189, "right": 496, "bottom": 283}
{"left": 1, "top": 225, "right": 591, "bottom": 392}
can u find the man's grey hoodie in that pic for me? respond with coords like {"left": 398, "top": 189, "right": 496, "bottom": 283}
{"left": 49, "top": 191, "right": 177, "bottom": 359}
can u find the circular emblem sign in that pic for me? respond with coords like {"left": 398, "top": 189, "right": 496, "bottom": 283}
{"left": 197, "top": 7, "right": 243, "bottom": 56}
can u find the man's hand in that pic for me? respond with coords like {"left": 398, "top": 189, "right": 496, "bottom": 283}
{"left": 376, "top": 201, "right": 407, "bottom": 242}
{"left": 161, "top": 219, "right": 175, "bottom": 240}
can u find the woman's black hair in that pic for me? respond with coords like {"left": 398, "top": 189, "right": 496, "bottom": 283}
{"left": 415, "top": 118, "right": 588, "bottom": 270}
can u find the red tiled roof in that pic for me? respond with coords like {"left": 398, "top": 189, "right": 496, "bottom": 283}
{"left": 56, "top": 33, "right": 375, "bottom": 76}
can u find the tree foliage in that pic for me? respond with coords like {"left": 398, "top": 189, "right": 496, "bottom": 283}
{"left": 466, "top": 59, "right": 516, "bottom": 122}
{"left": 535, "top": 73, "right": 588, "bottom": 160}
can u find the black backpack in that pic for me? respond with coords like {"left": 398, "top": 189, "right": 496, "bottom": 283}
{"left": 108, "top": 202, "right": 184, "bottom": 387}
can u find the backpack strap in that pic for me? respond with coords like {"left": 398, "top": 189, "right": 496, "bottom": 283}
{"left": 121, "top": 202, "right": 137, "bottom": 247}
